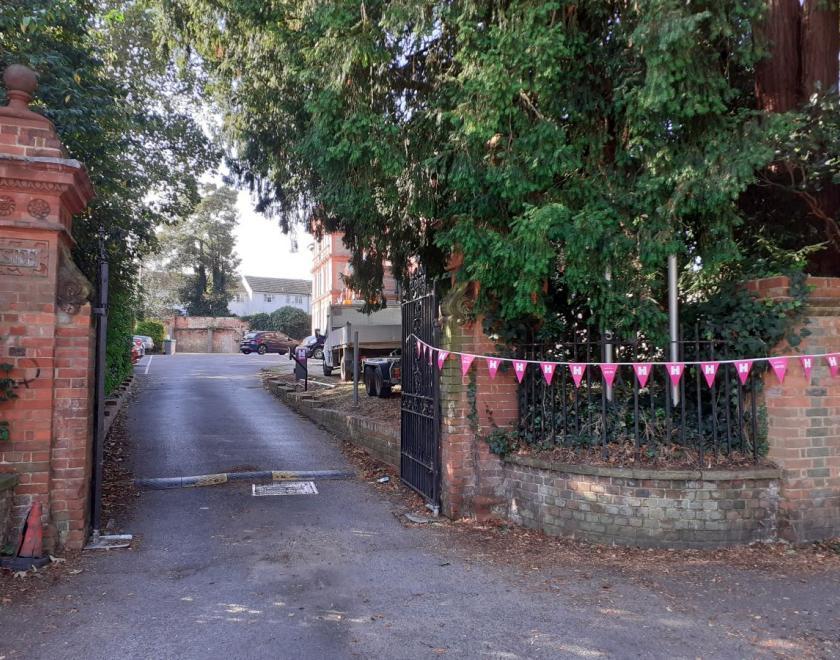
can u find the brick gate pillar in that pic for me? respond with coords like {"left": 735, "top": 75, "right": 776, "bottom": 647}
{"left": 748, "top": 276, "right": 840, "bottom": 542}
{"left": 438, "top": 281, "right": 518, "bottom": 519}
{"left": 0, "top": 65, "right": 95, "bottom": 550}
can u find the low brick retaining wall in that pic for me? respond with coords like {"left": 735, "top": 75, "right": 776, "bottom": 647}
{"left": 265, "top": 380, "right": 400, "bottom": 468}
{"left": 504, "top": 455, "right": 782, "bottom": 548}
{"left": 0, "top": 473, "right": 18, "bottom": 552}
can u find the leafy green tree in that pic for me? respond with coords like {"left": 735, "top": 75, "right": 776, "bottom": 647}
{"left": 268, "top": 307, "right": 310, "bottom": 340}
{"left": 243, "top": 307, "right": 311, "bottom": 339}
{"left": 162, "top": 185, "right": 241, "bottom": 316}
{"left": 1, "top": 0, "right": 217, "bottom": 391}
{"left": 156, "top": 1, "right": 838, "bottom": 344}
{"left": 243, "top": 313, "right": 272, "bottom": 331}
{"left": 137, "top": 267, "right": 185, "bottom": 319}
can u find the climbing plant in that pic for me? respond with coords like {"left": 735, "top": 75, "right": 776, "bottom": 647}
{"left": 0, "top": 363, "right": 17, "bottom": 442}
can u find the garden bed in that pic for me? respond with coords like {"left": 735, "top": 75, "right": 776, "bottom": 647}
{"left": 509, "top": 443, "right": 775, "bottom": 471}
{"left": 263, "top": 368, "right": 401, "bottom": 467}
{"left": 262, "top": 368, "right": 401, "bottom": 425}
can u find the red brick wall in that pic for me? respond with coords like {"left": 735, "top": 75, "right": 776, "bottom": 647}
{"left": 439, "top": 305, "right": 518, "bottom": 519}
{"left": 49, "top": 305, "right": 95, "bottom": 548}
{"left": 747, "top": 276, "right": 840, "bottom": 541}
{"left": 168, "top": 316, "right": 249, "bottom": 353}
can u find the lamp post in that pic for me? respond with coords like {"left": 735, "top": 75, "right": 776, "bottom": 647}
{"left": 90, "top": 226, "right": 109, "bottom": 541}
{"left": 86, "top": 227, "right": 132, "bottom": 550}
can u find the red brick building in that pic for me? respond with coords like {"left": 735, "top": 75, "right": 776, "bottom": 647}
{"left": 309, "top": 231, "right": 398, "bottom": 335}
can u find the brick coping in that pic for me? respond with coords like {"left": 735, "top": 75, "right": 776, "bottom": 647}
{"left": 0, "top": 474, "right": 18, "bottom": 491}
{"left": 504, "top": 454, "right": 781, "bottom": 481}
{"left": 0, "top": 153, "right": 84, "bottom": 169}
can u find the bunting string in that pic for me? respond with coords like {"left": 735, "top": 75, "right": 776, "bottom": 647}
{"left": 406, "top": 334, "right": 840, "bottom": 388}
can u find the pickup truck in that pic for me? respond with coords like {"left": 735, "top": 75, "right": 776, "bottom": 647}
{"left": 322, "top": 302, "right": 402, "bottom": 380}
{"left": 363, "top": 349, "right": 401, "bottom": 397}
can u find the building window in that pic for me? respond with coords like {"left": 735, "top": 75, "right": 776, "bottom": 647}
{"left": 264, "top": 294, "right": 273, "bottom": 303}
{"left": 295, "top": 295, "right": 303, "bottom": 304}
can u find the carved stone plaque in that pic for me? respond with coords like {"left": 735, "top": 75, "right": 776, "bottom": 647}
{"left": 27, "top": 198, "right": 51, "bottom": 220}
{"left": 0, "top": 238, "right": 48, "bottom": 276}
{"left": 0, "top": 196, "right": 15, "bottom": 216}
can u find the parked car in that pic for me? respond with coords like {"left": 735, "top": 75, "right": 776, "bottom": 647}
{"left": 240, "top": 331, "right": 296, "bottom": 355}
{"left": 133, "top": 335, "right": 154, "bottom": 352}
{"left": 131, "top": 338, "right": 144, "bottom": 364}
{"left": 291, "top": 334, "right": 325, "bottom": 361}
{"left": 363, "top": 348, "right": 401, "bottom": 397}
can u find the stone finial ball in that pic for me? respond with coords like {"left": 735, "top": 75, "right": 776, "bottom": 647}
{"left": 3, "top": 64, "right": 38, "bottom": 95}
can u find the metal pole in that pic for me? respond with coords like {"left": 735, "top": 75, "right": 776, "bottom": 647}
{"left": 90, "top": 227, "right": 109, "bottom": 539}
{"left": 604, "top": 266, "right": 613, "bottom": 402}
{"left": 668, "top": 254, "right": 679, "bottom": 405}
{"left": 344, "top": 320, "right": 351, "bottom": 381}
{"left": 353, "top": 331, "right": 360, "bottom": 406}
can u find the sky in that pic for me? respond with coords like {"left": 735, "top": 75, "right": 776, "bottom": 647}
{"left": 232, "top": 189, "right": 313, "bottom": 282}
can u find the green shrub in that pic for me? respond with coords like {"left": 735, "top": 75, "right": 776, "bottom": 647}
{"left": 243, "top": 312, "right": 272, "bottom": 330}
{"left": 106, "top": 286, "right": 135, "bottom": 395}
{"left": 269, "top": 306, "right": 310, "bottom": 340}
{"left": 244, "top": 307, "right": 311, "bottom": 339}
{"left": 135, "top": 319, "right": 165, "bottom": 351}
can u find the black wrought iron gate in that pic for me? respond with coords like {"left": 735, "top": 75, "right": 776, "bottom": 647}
{"left": 400, "top": 270, "right": 441, "bottom": 509}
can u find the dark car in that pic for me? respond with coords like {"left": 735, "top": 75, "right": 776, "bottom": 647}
{"left": 240, "top": 331, "right": 296, "bottom": 355}
{"left": 291, "top": 334, "right": 325, "bottom": 361}
{"left": 363, "top": 348, "right": 401, "bottom": 397}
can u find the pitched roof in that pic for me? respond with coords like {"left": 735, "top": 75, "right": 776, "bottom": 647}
{"left": 244, "top": 275, "right": 311, "bottom": 296}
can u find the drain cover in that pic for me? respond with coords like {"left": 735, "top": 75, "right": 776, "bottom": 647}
{"left": 252, "top": 481, "right": 318, "bottom": 496}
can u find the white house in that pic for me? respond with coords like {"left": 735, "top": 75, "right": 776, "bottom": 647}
{"left": 229, "top": 275, "right": 312, "bottom": 317}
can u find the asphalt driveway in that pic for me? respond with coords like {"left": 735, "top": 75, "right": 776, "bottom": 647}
{"left": 0, "top": 353, "right": 836, "bottom": 659}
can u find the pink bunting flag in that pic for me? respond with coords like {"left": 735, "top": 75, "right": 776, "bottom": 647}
{"left": 460, "top": 353, "right": 475, "bottom": 377}
{"left": 512, "top": 360, "right": 527, "bottom": 383}
{"left": 487, "top": 358, "right": 501, "bottom": 380}
{"left": 416, "top": 340, "right": 422, "bottom": 357}
{"left": 828, "top": 354, "right": 840, "bottom": 378}
{"left": 633, "top": 363, "right": 651, "bottom": 388}
{"left": 540, "top": 362, "right": 556, "bottom": 385}
{"left": 437, "top": 350, "right": 449, "bottom": 370}
{"left": 769, "top": 357, "right": 787, "bottom": 384}
{"left": 599, "top": 364, "right": 618, "bottom": 388}
{"left": 569, "top": 363, "right": 586, "bottom": 389}
{"left": 800, "top": 355, "right": 814, "bottom": 382}
{"left": 734, "top": 359, "right": 753, "bottom": 385}
{"left": 700, "top": 362, "right": 719, "bottom": 389}
{"left": 666, "top": 362, "right": 684, "bottom": 386}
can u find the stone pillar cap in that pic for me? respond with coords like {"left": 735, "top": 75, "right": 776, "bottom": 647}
{"left": 0, "top": 64, "right": 50, "bottom": 125}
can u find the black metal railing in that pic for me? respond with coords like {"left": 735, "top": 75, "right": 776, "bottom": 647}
{"left": 517, "top": 330, "right": 768, "bottom": 463}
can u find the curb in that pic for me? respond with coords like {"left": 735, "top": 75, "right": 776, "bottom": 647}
{"left": 135, "top": 469, "right": 356, "bottom": 490}
{"left": 104, "top": 374, "right": 134, "bottom": 439}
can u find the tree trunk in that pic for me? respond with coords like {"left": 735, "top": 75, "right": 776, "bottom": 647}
{"left": 755, "top": 0, "right": 802, "bottom": 112}
{"left": 801, "top": 0, "right": 839, "bottom": 97}
{"left": 801, "top": 0, "right": 840, "bottom": 274}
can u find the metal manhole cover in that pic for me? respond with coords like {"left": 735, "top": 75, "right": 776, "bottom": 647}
{"left": 252, "top": 481, "right": 318, "bottom": 496}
